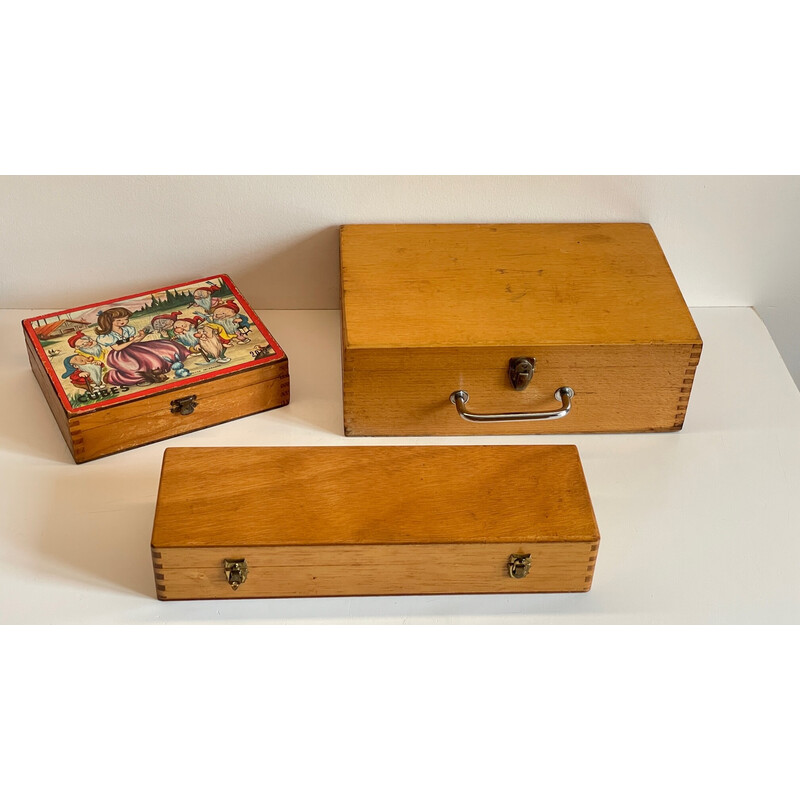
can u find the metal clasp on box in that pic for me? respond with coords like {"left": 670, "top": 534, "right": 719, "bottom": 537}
{"left": 224, "top": 559, "right": 248, "bottom": 590}
{"left": 170, "top": 395, "right": 198, "bottom": 415}
{"left": 507, "top": 554, "right": 532, "bottom": 579}
{"left": 508, "top": 357, "right": 536, "bottom": 390}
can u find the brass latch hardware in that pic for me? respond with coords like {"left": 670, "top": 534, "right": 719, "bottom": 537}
{"left": 507, "top": 554, "right": 532, "bottom": 579}
{"left": 170, "top": 395, "right": 198, "bottom": 415}
{"left": 223, "top": 559, "right": 248, "bottom": 590}
{"left": 508, "top": 357, "right": 536, "bottom": 391}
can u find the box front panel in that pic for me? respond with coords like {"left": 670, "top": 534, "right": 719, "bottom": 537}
{"left": 153, "top": 542, "right": 599, "bottom": 600}
{"left": 343, "top": 343, "right": 701, "bottom": 436}
{"left": 74, "top": 366, "right": 289, "bottom": 462}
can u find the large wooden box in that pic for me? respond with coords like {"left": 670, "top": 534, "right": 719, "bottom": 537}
{"left": 151, "top": 445, "right": 600, "bottom": 600}
{"left": 340, "top": 223, "right": 702, "bottom": 435}
{"left": 23, "top": 274, "right": 289, "bottom": 462}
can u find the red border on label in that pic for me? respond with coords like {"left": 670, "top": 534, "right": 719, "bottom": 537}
{"left": 22, "top": 274, "right": 286, "bottom": 415}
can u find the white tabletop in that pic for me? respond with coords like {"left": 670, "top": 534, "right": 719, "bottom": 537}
{"left": 1, "top": 307, "right": 798, "bottom": 624}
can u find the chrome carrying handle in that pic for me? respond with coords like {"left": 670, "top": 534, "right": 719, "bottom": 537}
{"left": 449, "top": 387, "right": 574, "bottom": 423}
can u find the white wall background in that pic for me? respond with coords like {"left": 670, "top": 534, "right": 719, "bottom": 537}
{"left": 2, "top": 175, "right": 799, "bottom": 383}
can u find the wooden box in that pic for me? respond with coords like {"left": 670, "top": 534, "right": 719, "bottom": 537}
{"left": 151, "top": 444, "right": 600, "bottom": 600}
{"left": 23, "top": 274, "right": 289, "bottom": 462}
{"left": 340, "top": 223, "right": 702, "bottom": 435}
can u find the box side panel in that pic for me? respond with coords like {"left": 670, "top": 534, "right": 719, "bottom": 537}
{"left": 25, "top": 334, "right": 77, "bottom": 460}
{"left": 153, "top": 542, "right": 599, "bottom": 600}
{"left": 74, "top": 366, "right": 289, "bottom": 462}
{"left": 343, "top": 343, "right": 698, "bottom": 436}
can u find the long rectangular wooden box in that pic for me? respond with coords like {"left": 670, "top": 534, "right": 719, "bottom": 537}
{"left": 340, "top": 223, "right": 702, "bottom": 435}
{"left": 151, "top": 445, "right": 600, "bottom": 600}
{"left": 23, "top": 274, "right": 289, "bottom": 462}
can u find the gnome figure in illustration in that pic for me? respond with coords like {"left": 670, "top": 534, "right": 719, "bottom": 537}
{"left": 151, "top": 311, "right": 181, "bottom": 340}
{"left": 190, "top": 284, "right": 222, "bottom": 317}
{"left": 211, "top": 301, "right": 251, "bottom": 345}
{"left": 194, "top": 324, "right": 231, "bottom": 363}
{"left": 68, "top": 331, "right": 105, "bottom": 360}
{"left": 172, "top": 317, "right": 204, "bottom": 350}
{"left": 62, "top": 354, "right": 105, "bottom": 391}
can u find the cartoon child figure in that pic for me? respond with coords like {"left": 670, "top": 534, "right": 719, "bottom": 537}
{"left": 172, "top": 317, "right": 204, "bottom": 350}
{"left": 68, "top": 331, "right": 105, "bottom": 360}
{"left": 151, "top": 311, "right": 181, "bottom": 339}
{"left": 62, "top": 353, "right": 105, "bottom": 391}
{"left": 190, "top": 284, "right": 222, "bottom": 316}
{"left": 212, "top": 302, "right": 251, "bottom": 345}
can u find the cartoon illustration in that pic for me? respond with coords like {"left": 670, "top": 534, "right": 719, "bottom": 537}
{"left": 68, "top": 331, "right": 105, "bottom": 360}
{"left": 195, "top": 323, "right": 231, "bottom": 363}
{"left": 172, "top": 317, "right": 204, "bottom": 349}
{"left": 190, "top": 284, "right": 222, "bottom": 316}
{"left": 28, "top": 276, "right": 282, "bottom": 410}
{"left": 205, "top": 301, "right": 249, "bottom": 346}
{"left": 62, "top": 353, "right": 105, "bottom": 391}
{"left": 151, "top": 311, "right": 181, "bottom": 339}
{"left": 96, "top": 307, "right": 192, "bottom": 386}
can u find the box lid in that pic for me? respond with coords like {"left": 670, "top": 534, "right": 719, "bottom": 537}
{"left": 22, "top": 274, "right": 286, "bottom": 416}
{"left": 340, "top": 223, "right": 701, "bottom": 349}
{"left": 151, "top": 445, "right": 599, "bottom": 549}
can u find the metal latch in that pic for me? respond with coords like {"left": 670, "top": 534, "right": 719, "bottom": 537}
{"left": 223, "top": 559, "right": 248, "bottom": 590}
{"left": 170, "top": 395, "right": 198, "bottom": 415}
{"left": 507, "top": 554, "right": 532, "bottom": 579}
{"left": 508, "top": 357, "right": 536, "bottom": 391}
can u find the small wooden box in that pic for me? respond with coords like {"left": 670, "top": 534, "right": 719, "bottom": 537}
{"left": 151, "top": 445, "right": 600, "bottom": 600}
{"left": 23, "top": 274, "right": 289, "bottom": 462}
{"left": 340, "top": 223, "right": 702, "bottom": 435}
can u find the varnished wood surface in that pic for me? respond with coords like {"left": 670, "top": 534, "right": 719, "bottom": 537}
{"left": 340, "top": 223, "right": 702, "bottom": 349}
{"left": 26, "top": 339, "right": 76, "bottom": 458}
{"left": 152, "top": 542, "right": 598, "bottom": 600}
{"left": 74, "top": 370, "right": 289, "bottom": 462}
{"left": 340, "top": 223, "right": 702, "bottom": 435}
{"left": 151, "top": 445, "right": 600, "bottom": 548}
{"left": 343, "top": 342, "right": 700, "bottom": 435}
{"left": 71, "top": 359, "right": 287, "bottom": 432}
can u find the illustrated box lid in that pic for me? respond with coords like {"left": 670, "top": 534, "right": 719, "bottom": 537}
{"left": 22, "top": 274, "right": 286, "bottom": 416}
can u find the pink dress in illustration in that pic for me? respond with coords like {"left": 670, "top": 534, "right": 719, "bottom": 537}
{"left": 96, "top": 307, "right": 191, "bottom": 386}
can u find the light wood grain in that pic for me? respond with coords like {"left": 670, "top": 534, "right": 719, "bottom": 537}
{"left": 151, "top": 445, "right": 599, "bottom": 547}
{"left": 343, "top": 343, "right": 698, "bottom": 435}
{"left": 340, "top": 223, "right": 701, "bottom": 348}
{"left": 340, "top": 223, "right": 702, "bottom": 436}
{"left": 151, "top": 445, "right": 600, "bottom": 599}
{"left": 153, "top": 543, "right": 598, "bottom": 600}
{"left": 74, "top": 370, "right": 289, "bottom": 462}
{"left": 26, "top": 338, "right": 77, "bottom": 459}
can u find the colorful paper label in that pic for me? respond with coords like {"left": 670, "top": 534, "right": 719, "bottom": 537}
{"left": 23, "top": 274, "right": 285, "bottom": 413}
